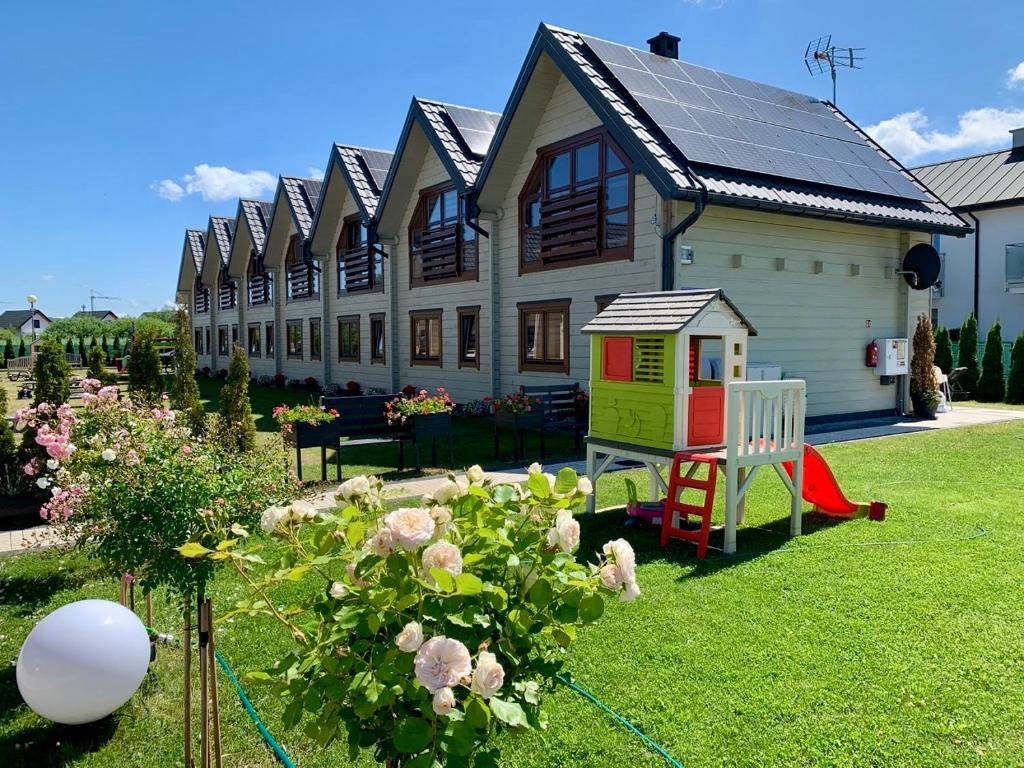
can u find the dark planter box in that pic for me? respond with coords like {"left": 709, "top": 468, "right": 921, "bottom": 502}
{"left": 293, "top": 419, "right": 340, "bottom": 449}
{"left": 910, "top": 393, "right": 938, "bottom": 420}
{"left": 494, "top": 409, "right": 543, "bottom": 430}
{"left": 410, "top": 412, "right": 453, "bottom": 440}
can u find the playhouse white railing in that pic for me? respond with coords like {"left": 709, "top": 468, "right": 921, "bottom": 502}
{"left": 723, "top": 380, "right": 807, "bottom": 554}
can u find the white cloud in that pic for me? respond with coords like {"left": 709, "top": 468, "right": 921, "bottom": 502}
{"left": 865, "top": 107, "right": 1024, "bottom": 162}
{"left": 152, "top": 164, "right": 276, "bottom": 202}
{"left": 40, "top": 274, "right": 55, "bottom": 282}
{"left": 1008, "top": 62, "right": 1024, "bottom": 89}
{"left": 307, "top": 166, "right": 325, "bottom": 181}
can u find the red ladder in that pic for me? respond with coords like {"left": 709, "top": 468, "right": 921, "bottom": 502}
{"left": 660, "top": 452, "right": 719, "bottom": 558}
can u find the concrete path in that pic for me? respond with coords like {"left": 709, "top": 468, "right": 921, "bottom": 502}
{"left": 2, "top": 406, "right": 1022, "bottom": 555}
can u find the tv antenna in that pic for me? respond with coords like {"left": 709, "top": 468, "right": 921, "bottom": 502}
{"left": 804, "top": 35, "right": 864, "bottom": 105}
{"left": 87, "top": 288, "right": 121, "bottom": 313}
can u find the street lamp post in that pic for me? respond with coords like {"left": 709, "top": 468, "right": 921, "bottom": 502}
{"left": 26, "top": 294, "right": 38, "bottom": 341}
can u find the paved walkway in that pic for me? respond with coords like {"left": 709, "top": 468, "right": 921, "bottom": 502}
{"left": 3, "top": 406, "right": 1022, "bottom": 555}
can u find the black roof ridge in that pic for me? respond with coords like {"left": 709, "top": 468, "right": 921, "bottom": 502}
{"left": 414, "top": 97, "right": 501, "bottom": 117}
{"left": 334, "top": 143, "right": 395, "bottom": 156}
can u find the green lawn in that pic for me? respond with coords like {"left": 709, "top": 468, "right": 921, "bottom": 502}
{"left": 3, "top": 420, "right": 1024, "bottom": 766}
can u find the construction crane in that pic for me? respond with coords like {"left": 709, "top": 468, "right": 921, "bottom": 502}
{"left": 87, "top": 289, "right": 121, "bottom": 313}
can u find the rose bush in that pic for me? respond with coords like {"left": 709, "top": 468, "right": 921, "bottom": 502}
{"left": 194, "top": 463, "right": 637, "bottom": 767}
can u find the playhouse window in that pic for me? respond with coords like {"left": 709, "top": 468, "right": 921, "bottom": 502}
{"left": 518, "top": 301, "right": 569, "bottom": 373}
{"left": 689, "top": 337, "right": 722, "bottom": 385}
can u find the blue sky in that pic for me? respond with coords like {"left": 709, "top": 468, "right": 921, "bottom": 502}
{"left": 2, "top": 0, "right": 1023, "bottom": 317}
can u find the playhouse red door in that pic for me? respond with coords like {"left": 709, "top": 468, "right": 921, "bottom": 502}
{"left": 688, "top": 386, "right": 724, "bottom": 446}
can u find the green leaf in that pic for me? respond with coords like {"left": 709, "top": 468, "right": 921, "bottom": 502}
{"left": 489, "top": 698, "right": 529, "bottom": 728}
{"left": 393, "top": 716, "right": 433, "bottom": 753}
{"left": 177, "top": 542, "right": 211, "bottom": 559}
{"left": 578, "top": 593, "right": 605, "bottom": 623}
{"left": 215, "top": 538, "right": 238, "bottom": 551}
{"left": 445, "top": 720, "right": 478, "bottom": 756}
{"left": 527, "top": 472, "right": 551, "bottom": 499}
{"left": 285, "top": 565, "right": 310, "bottom": 581}
{"left": 554, "top": 467, "right": 578, "bottom": 495}
{"left": 465, "top": 696, "right": 491, "bottom": 729}
{"left": 430, "top": 568, "right": 456, "bottom": 593}
{"left": 492, "top": 484, "right": 517, "bottom": 503}
{"left": 455, "top": 573, "right": 483, "bottom": 595}
{"left": 529, "top": 578, "right": 553, "bottom": 608}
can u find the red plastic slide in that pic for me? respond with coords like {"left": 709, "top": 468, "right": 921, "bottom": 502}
{"left": 783, "top": 444, "right": 886, "bottom": 520}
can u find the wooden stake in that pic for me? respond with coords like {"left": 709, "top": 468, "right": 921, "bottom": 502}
{"left": 206, "top": 598, "right": 223, "bottom": 768}
{"left": 199, "top": 595, "right": 210, "bottom": 768}
{"left": 146, "top": 592, "right": 154, "bottom": 628}
{"left": 183, "top": 597, "right": 193, "bottom": 768}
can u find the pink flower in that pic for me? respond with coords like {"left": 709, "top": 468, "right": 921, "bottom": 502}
{"left": 414, "top": 636, "right": 472, "bottom": 693}
{"left": 22, "top": 462, "right": 36, "bottom": 477}
{"left": 181, "top": 445, "right": 193, "bottom": 455}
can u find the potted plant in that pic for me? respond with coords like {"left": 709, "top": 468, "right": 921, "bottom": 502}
{"left": 386, "top": 388, "right": 454, "bottom": 435}
{"left": 272, "top": 403, "right": 339, "bottom": 445}
{"left": 910, "top": 313, "right": 941, "bottom": 419}
{"left": 489, "top": 392, "right": 543, "bottom": 429}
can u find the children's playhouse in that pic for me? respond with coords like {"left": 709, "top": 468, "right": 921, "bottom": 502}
{"left": 581, "top": 289, "right": 883, "bottom": 555}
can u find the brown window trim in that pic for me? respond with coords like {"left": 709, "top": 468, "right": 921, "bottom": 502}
{"left": 457, "top": 305, "right": 481, "bottom": 370}
{"left": 370, "top": 313, "right": 386, "bottom": 365}
{"left": 285, "top": 319, "right": 304, "bottom": 360}
{"left": 337, "top": 215, "right": 383, "bottom": 296}
{"left": 264, "top": 322, "right": 275, "bottom": 359}
{"left": 410, "top": 308, "right": 443, "bottom": 367}
{"left": 408, "top": 181, "right": 479, "bottom": 288}
{"left": 519, "top": 127, "right": 633, "bottom": 275}
{"left": 309, "top": 317, "right": 322, "bottom": 362}
{"left": 517, "top": 299, "right": 571, "bottom": 375}
{"left": 337, "top": 315, "right": 360, "bottom": 363}
{"left": 246, "top": 323, "right": 261, "bottom": 358}
{"left": 217, "top": 325, "right": 230, "bottom": 357}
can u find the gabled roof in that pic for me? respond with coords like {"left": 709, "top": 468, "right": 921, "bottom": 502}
{"left": 582, "top": 289, "right": 756, "bottom": 335}
{"left": 308, "top": 145, "right": 394, "bottom": 251}
{"left": 209, "top": 216, "right": 235, "bottom": 267}
{"left": 476, "top": 24, "right": 968, "bottom": 235}
{"left": 376, "top": 98, "right": 500, "bottom": 235}
{"left": 279, "top": 176, "right": 323, "bottom": 240}
{"left": 73, "top": 310, "right": 118, "bottom": 320}
{"left": 185, "top": 228, "right": 206, "bottom": 273}
{"left": 177, "top": 228, "right": 207, "bottom": 298}
{"left": 239, "top": 199, "right": 273, "bottom": 253}
{"left": 0, "top": 309, "right": 50, "bottom": 329}
{"left": 912, "top": 147, "right": 1024, "bottom": 211}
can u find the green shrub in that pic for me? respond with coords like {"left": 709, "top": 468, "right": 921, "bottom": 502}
{"left": 33, "top": 337, "right": 71, "bottom": 407}
{"left": 87, "top": 345, "right": 105, "bottom": 379}
{"left": 217, "top": 343, "right": 256, "bottom": 452}
{"left": 957, "top": 314, "right": 979, "bottom": 397}
{"left": 910, "top": 314, "right": 938, "bottom": 410}
{"left": 170, "top": 308, "right": 206, "bottom": 436}
{"left": 17, "top": 338, "right": 26, "bottom": 358}
{"left": 3, "top": 340, "right": 13, "bottom": 365}
{"left": 1005, "top": 333, "right": 1024, "bottom": 405}
{"left": 126, "top": 328, "right": 164, "bottom": 405}
{"left": 977, "top": 321, "right": 1006, "bottom": 402}
{"left": 64, "top": 337, "right": 74, "bottom": 354}
{"left": 77, "top": 337, "right": 87, "bottom": 362}
{"left": 934, "top": 326, "right": 953, "bottom": 374}
{"left": 0, "top": 388, "right": 22, "bottom": 495}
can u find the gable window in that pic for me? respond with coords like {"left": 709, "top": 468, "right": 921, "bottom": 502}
{"left": 457, "top": 306, "right": 480, "bottom": 369}
{"left": 338, "top": 316, "right": 360, "bottom": 362}
{"left": 370, "top": 313, "right": 386, "bottom": 364}
{"left": 518, "top": 300, "right": 570, "bottom": 374}
{"left": 286, "top": 320, "right": 303, "bottom": 359}
{"left": 285, "top": 234, "right": 319, "bottom": 300}
{"left": 265, "top": 322, "right": 275, "bottom": 358}
{"left": 194, "top": 329, "right": 204, "bottom": 355}
{"left": 520, "top": 130, "right": 632, "bottom": 273}
{"left": 409, "top": 184, "right": 478, "bottom": 286}
{"left": 218, "top": 326, "right": 229, "bottom": 357}
{"left": 337, "top": 217, "right": 383, "bottom": 293}
{"left": 248, "top": 254, "right": 273, "bottom": 305}
{"left": 247, "top": 323, "right": 261, "bottom": 357}
{"left": 219, "top": 269, "right": 238, "bottom": 311}
{"left": 410, "top": 309, "right": 442, "bottom": 366}
{"left": 310, "top": 318, "right": 322, "bottom": 361}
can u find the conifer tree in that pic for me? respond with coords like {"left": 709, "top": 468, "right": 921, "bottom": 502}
{"left": 77, "top": 337, "right": 87, "bottom": 361}
{"left": 87, "top": 345, "right": 105, "bottom": 380}
{"left": 218, "top": 343, "right": 256, "bottom": 452}
{"left": 0, "top": 388, "right": 21, "bottom": 495}
{"left": 977, "top": 320, "right": 1005, "bottom": 402}
{"left": 170, "top": 308, "right": 206, "bottom": 435}
{"left": 126, "top": 328, "right": 164, "bottom": 405}
{"left": 64, "top": 337, "right": 74, "bottom": 354}
{"left": 957, "top": 314, "right": 979, "bottom": 397}
{"left": 17, "top": 338, "right": 26, "bottom": 358}
{"left": 1006, "top": 333, "right": 1024, "bottom": 405}
{"left": 3, "top": 341, "right": 13, "bottom": 365}
{"left": 934, "top": 326, "right": 953, "bottom": 374}
{"left": 33, "top": 337, "right": 71, "bottom": 407}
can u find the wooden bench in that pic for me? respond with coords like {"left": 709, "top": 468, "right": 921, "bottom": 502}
{"left": 494, "top": 383, "right": 586, "bottom": 461}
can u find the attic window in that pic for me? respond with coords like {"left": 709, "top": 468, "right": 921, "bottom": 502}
{"left": 337, "top": 216, "right": 382, "bottom": 294}
{"left": 409, "top": 183, "right": 478, "bottom": 286}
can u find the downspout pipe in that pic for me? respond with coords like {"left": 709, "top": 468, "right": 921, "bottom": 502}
{"left": 661, "top": 173, "right": 709, "bottom": 291}
{"left": 968, "top": 211, "right": 980, "bottom": 321}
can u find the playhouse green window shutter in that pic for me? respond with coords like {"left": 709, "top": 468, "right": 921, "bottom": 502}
{"left": 633, "top": 337, "right": 665, "bottom": 383}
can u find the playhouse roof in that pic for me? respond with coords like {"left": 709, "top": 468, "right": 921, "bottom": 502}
{"left": 581, "top": 289, "right": 757, "bottom": 336}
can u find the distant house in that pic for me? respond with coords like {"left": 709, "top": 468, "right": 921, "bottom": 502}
{"left": 913, "top": 128, "right": 1024, "bottom": 339}
{"left": 0, "top": 309, "right": 51, "bottom": 336}
{"left": 73, "top": 310, "right": 119, "bottom": 322}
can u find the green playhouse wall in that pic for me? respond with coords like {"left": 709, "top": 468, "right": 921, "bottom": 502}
{"left": 589, "top": 334, "right": 676, "bottom": 450}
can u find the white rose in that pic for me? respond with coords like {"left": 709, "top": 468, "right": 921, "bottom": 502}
{"left": 546, "top": 510, "right": 580, "bottom": 553}
{"left": 395, "top": 621, "right": 424, "bottom": 653}
{"left": 430, "top": 505, "right": 453, "bottom": 527}
{"left": 577, "top": 476, "right": 594, "bottom": 495}
{"left": 46, "top": 459, "right": 59, "bottom": 471}
{"left": 329, "top": 581, "right": 348, "bottom": 599}
{"left": 385, "top": 507, "right": 436, "bottom": 550}
{"left": 432, "top": 479, "right": 464, "bottom": 505}
{"left": 36, "top": 477, "right": 50, "bottom": 490}
{"left": 414, "top": 636, "right": 471, "bottom": 693}
{"left": 101, "top": 448, "right": 116, "bottom": 462}
{"left": 620, "top": 580, "right": 641, "bottom": 603}
{"left": 470, "top": 651, "right": 505, "bottom": 699}
{"left": 260, "top": 506, "right": 288, "bottom": 534}
{"left": 527, "top": 462, "right": 543, "bottom": 475}
{"left": 338, "top": 475, "right": 371, "bottom": 502}
{"left": 599, "top": 563, "right": 623, "bottom": 590}
{"left": 367, "top": 528, "right": 396, "bottom": 557}
{"left": 421, "top": 541, "right": 463, "bottom": 581}
{"left": 432, "top": 687, "right": 456, "bottom": 716}
{"left": 603, "top": 538, "right": 636, "bottom": 585}
{"left": 289, "top": 500, "right": 317, "bottom": 521}
{"left": 466, "top": 464, "right": 485, "bottom": 484}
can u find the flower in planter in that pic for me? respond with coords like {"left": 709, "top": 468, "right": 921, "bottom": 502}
{"left": 384, "top": 387, "right": 454, "bottom": 426}
{"left": 490, "top": 392, "right": 542, "bottom": 415}
{"left": 345, "top": 380, "right": 362, "bottom": 394}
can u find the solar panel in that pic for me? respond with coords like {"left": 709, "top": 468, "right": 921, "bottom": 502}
{"left": 442, "top": 105, "right": 501, "bottom": 158}
{"left": 580, "top": 34, "right": 929, "bottom": 202}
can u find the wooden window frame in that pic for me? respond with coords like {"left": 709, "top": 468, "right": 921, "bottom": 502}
{"left": 194, "top": 328, "right": 204, "bottom": 356}
{"left": 309, "top": 317, "right": 322, "bottom": 362}
{"left": 408, "top": 181, "right": 479, "bottom": 288}
{"left": 247, "top": 255, "right": 273, "bottom": 306}
{"left": 217, "top": 325, "right": 229, "bottom": 357}
{"left": 410, "top": 309, "right": 443, "bottom": 367}
{"left": 518, "top": 128, "right": 633, "bottom": 274}
{"left": 264, "top": 322, "right": 275, "bottom": 359}
{"left": 337, "top": 215, "right": 383, "bottom": 295}
{"left": 517, "top": 299, "right": 571, "bottom": 375}
{"left": 285, "top": 234, "right": 319, "bottom": 302}
{"left": 457, "top": 305, "right": 481, "bottom": 369}
{"left": 370, "top": 313, "right": 386, "bottom": 365}
{"left": 337, "top": 315, "right": 360, "bottom": 363}
{"left": 247, "top": 323, "right": 261, "bottom": 358}
{"left": 285, "top": 319, "right": 303, "bottom": 360}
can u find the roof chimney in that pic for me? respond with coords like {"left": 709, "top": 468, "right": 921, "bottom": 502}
{"left": 1012, "top": 127, "right": 1024, "bottom": 150}
{"left": 647, "top": 31, "right": 681, "bottom": 60}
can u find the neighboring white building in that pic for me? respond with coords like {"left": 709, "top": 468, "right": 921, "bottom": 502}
{"left": 913, "top": 128, "right": 1024, "bottom": 339}
{"left": 0, "top": 309, "right": 51, "bottom": 337}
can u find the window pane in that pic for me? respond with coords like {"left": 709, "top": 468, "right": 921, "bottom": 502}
{"left": 414, "top": 319, "right": 428, "bottom": 358}
{"left": 461, "top": 314, "right": 477, "bottom": 361}
{"left": 544, "top": 312, "right": 565, "bottom": 361}
{"left": 574, "top": 142, "right": 599, "bottom": 183}
{"left": 524, "top": 312, "right": 542, "bottom": 360}
{"left": 427, "top": 193, "right": 442, "bottom": 227}
{"left": 605, "top": 173, "right": 628, "bottom": 210}
{"left": 546, "top": 151, "right": 570, "bottom": 191}
{"left": 429, "top": 319, "right": 441, "bottom": 356}
{"left": 373, "top": 253, "right": 383, "bottom": 287}
{"left": 605, "top": 211, "right": 629, "bottom": 249}
{"left": 442, "top": 189, "right": 458, "bottom": 226}
{"left": 606, "top": 144, "right": 625, "bottom": 173}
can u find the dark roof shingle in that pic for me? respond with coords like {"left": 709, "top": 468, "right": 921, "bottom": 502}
{"left": 239, "top": 199, "right": 273, "bottom": 252}
{"left": 416, "top": 99, "right": 500, "bottom": 186}
{"left": 281, "top": 177, "right": 323, "bottom": 238}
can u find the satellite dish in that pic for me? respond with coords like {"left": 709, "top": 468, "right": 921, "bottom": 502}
{"left": 900, "top": 243, "right": 941, "bottom": 290}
